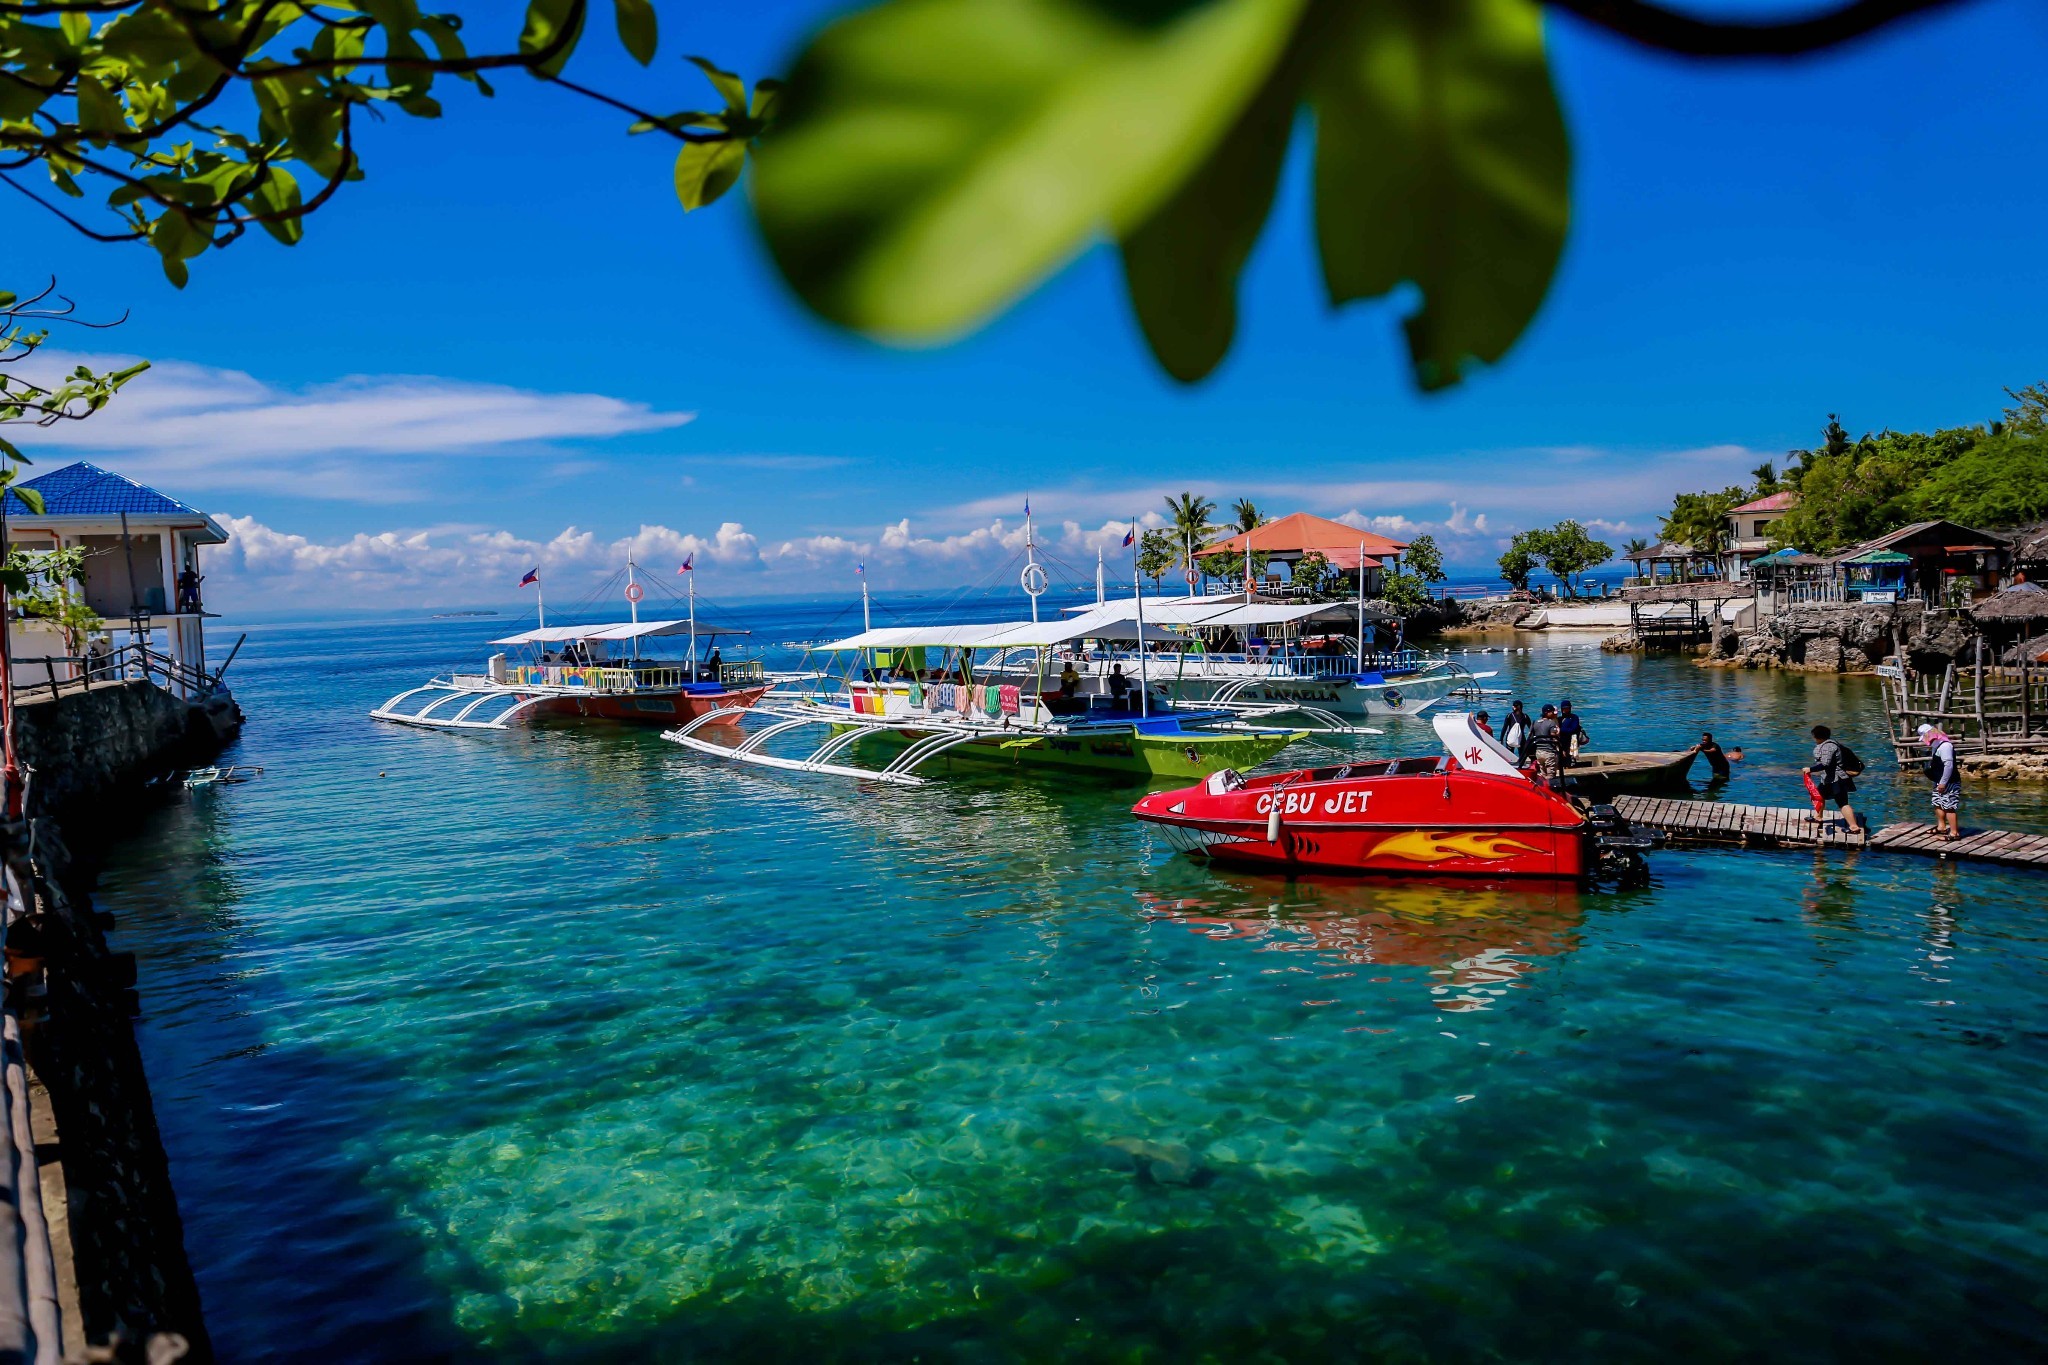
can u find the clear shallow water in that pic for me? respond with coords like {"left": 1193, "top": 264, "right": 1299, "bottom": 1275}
{"left": 92, "top": 606, "right": 2048, "bottom": 1360}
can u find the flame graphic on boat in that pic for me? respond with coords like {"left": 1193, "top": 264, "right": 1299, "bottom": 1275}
{"left": 1368, "top": 830, "right": 1544, "bottom": 863}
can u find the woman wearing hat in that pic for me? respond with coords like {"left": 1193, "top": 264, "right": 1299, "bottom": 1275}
{"left": 1918, "top": 723, "right": 1963, "bottom": 841}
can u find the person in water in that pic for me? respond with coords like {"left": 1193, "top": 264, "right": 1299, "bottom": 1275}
{"left": 1917, "top": 722, "right": 1963, "bottom": 840}
{"left": 1688, "top": 731, "right": 1740, "bottom": 781}
{"left": 1530, "top": 704, "right": 1565, "bottom": 786}
{"left": 1803, "top": 724, "right": 1868, "bottom": 836}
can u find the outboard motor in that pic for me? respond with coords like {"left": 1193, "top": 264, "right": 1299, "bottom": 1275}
{"left": 1586, "top": 803, "right": 1658, "bottom": 885}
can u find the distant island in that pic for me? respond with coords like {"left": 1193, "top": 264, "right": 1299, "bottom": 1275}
{"left": 431, "top": 610, "right": 500, "bottom": 618}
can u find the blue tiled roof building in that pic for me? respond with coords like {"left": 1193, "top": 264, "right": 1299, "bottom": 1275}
{"left": 2, "top": 461, "right": 212, "bottom": 521}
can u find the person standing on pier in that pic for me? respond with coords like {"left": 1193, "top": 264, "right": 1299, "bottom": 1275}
{"left": 1557, "top": 699, "right": 1590, "bottom": 765}
{"left": 1530, "top": 704, "right": 1565, "bottom": 787}
{"left": 1501, "top": 701, "right": 1533, "bottom": 765}
{"left": 1917, "top": 723, "right": 1963, "bottom": 841}
{"left": 1803, "top": 725, "right": 1868, "bottom": 837}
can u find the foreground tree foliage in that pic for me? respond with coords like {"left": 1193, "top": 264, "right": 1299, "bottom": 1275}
{"left": 4, "top": 1, "right": 1971, "bottom": 388}
{"left": 0, "top": 281, "right": 150, "bottom": 505}
{"left": 0, "top": 1, "right": 769, "bottom": 283}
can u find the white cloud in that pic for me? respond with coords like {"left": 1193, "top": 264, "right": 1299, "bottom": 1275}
{"left": 18, "top": 351, "right": 693, "bottom": 501}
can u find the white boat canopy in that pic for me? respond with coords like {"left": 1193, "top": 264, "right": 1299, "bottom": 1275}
{"left": 1084, "top": 599, "right": 1392, "bottom": 628}
{"left": 489, "top": 619, "right": 750, "bottom": 646}
{"left": 812, "top": 610, "right": 1178, "bottom": 654}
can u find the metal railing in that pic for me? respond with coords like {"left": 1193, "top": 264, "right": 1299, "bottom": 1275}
{"left": 9, "top": 639, "right": 228, "bottom": 704}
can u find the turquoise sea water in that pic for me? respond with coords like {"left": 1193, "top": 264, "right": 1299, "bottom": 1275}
{"left": 93, "top": 605, "right": 2048, "bottom": 1361}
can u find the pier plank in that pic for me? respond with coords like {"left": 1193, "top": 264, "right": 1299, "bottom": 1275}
{"left": 1610, "top": 796, "right": 2040, "bottom": 870}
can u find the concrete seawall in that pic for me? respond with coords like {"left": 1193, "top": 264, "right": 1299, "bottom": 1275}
{"left": 8, "top": 680, "right": 242, "bottom": 1361}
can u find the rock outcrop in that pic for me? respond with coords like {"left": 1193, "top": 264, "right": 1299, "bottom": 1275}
{"left": 1697, "top": 601, "right": 1982, "bottom": 675}
{"left": 1434, "top": 597, "right": 1534, "bottom": 634}
{"left": 15, "top": 681, "right": 241, "bottom": 823}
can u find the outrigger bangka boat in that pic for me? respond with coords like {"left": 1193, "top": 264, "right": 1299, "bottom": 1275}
{"left": 371, "top": 618, "right": 772, "bottom": 730}
{"left": 999, "top": 594, "right": 1493, "bottom": 724}
{"left": 371, "top": 561, "right": 773, "bottom": 730}
{"left": 1132, "top": 713, "right": 1651, "bottom": 880}
{"left": 662, "top": 607, "right": 1309, "bottom": 786}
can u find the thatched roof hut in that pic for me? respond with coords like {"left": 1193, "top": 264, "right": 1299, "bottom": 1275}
{"left": 1971, "top": 580, "right": 2048, "bottom": 625}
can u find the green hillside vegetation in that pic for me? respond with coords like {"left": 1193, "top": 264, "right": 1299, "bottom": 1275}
{"left": 1660, "top": 385, "right": 2048, "bottom": 556}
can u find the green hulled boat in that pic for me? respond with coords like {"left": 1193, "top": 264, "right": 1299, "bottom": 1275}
{"left": 662, "top": 606, "right": 1309, "bottom": 787}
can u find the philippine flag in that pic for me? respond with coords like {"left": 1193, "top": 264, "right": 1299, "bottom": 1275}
{"left": 519, "top": 568, "right": 539, "bottom": 587}
{"left": 856, "top": 562, "right": 865, "bottom": 575}
{"left": 1122, "top": 525, "right": 1135, "bottom": 548}
{"left": 1023, "top": 497, "right": 1031, "bottom": 517}
{"left": 677, "top": 553, "right": 694, "bottom": 573}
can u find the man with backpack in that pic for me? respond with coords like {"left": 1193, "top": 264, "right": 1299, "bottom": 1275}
{"left": 1802, "top": 724, "right": 1868, "bottom": 837}
{"left": 1500, "top": 701, "right": 1533, "bottom": 766}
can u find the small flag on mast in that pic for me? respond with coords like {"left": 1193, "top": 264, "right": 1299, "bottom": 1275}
{"left": 1024, "top": 497, "right": 1031, "bottom": 517}
{"left": 519, "top": 568, "right": 539, "bottom": 587}
{"left": 856, "top": 562, "right": 865, "bottom": 575}
{"left": 1122, "top": 524, "right": 1135, "bottom": 548}
{"left": 677, "top": 553, "right": 693, "bottom": 573}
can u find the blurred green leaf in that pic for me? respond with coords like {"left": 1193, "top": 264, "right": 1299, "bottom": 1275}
{"left": 521, "top": 0, "right": 587, "bottom": 78}
{"left": 11, "top": 486, "right": 44, "bottom": 516}
{"left": 686, "top": 55, "right": 749, "bottom": 113}
{"left": 675, "top": 138, "right": 748, "bottom": 211}
{"left": 750, "top": 77, "right": 784, "bottom": 123}
{"left": 752, "top": 0, "right": 1306, "bottom": 342}
{"left": 1119, "top": 23, "right": 1305, "bottom": 383}
{"left": 614, "top": 0, "right": 657, "bottom": 65}
{"left": 1311, "top": 0, "right": 1568, "bottom": 390}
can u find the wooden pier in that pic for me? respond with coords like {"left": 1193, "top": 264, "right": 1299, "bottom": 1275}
{"left": 1612, "top": 795, "right": 2048, "bottom": 869}
{"left": 1627, "top": 599, "right": 1712, "bottom": 650}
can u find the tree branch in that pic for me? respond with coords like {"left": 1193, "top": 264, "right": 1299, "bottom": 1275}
{"left": 1545, "top": 0, "right": 1971, "bottom": 58}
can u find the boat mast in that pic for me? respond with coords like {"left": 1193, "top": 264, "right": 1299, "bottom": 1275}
{"left": 1185, "top": 528, "right": 1195, "bottom": 598}
{"left": 688, "top": 562, "right": 698, "bottom": 680}
{"left": 1024, "top": 500, "right": 1040, "bottom": 624}
{"left": 1131, "top": 517, "right": 1149, "bottom": 719}
{"left": 859, "top": 562, "right": 870, "bottom": 633}
{"left": 627, "top": 555, "right": 640, "bottom": 660}
{"left": 1356, "top": 539, "right": 1366, "bottom": 671}
{"left": 1095, "top": 546, "right": 1105, "bottom": 607}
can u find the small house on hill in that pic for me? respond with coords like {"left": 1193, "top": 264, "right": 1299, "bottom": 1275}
{"left": 1724, "top": 491, "right": 1799, "bottom": 580}
{"left": 1752, "top": 518, "right": 2012, "bottom": 608}
{"left": 1194, "top": 512, "right": 1406, "bottom": 595}
{"left": 3, "top": 461, "right": 228, "bottom": 692}
{"left": 1837, "top": 520, "right": 2010, "bottom": 604}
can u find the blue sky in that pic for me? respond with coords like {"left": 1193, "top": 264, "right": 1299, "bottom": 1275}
{"left": 12, "top": 0, "right": 2048, "bottom": 607}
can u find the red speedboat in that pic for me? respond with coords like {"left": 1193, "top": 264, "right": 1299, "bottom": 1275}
{"left": 1134, "top": 714, "right": 1646, "bottom": 880}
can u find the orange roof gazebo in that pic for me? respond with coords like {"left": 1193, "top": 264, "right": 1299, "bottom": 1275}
{"left": 1194, "top": 511, "right": 1408, "bottom": 568}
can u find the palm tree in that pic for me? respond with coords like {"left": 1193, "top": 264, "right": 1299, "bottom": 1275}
{"left": 1163, "top": 491, "right": 1217, "bottom": 591}
{"left": 1165, "top": 491, "right": 1215, "bottom": 542}
{"left": 1750, "top": 460, "right": 1778, "bottom": 494}
{"left": 1623, "top": 535, "right": 1651, "bottom": 558}
{"left": 1231, "top": 498, "right": 1263, "bottom": 535}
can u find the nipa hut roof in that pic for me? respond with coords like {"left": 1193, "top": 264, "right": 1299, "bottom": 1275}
{"left": 1971, "top": 581, "right": 2048, "bottom": 622}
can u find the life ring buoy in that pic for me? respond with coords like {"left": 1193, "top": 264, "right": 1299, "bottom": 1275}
{"left": 1021, "top": 563, "right": 1048, "bottom": 597}
{"left": 625, "top": 582, "right": 645, "bottom": 603}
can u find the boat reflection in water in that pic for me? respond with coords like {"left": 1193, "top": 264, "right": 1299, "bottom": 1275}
{"left": 1140, "top": 872, "right": 1584, "bottom": 1013}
